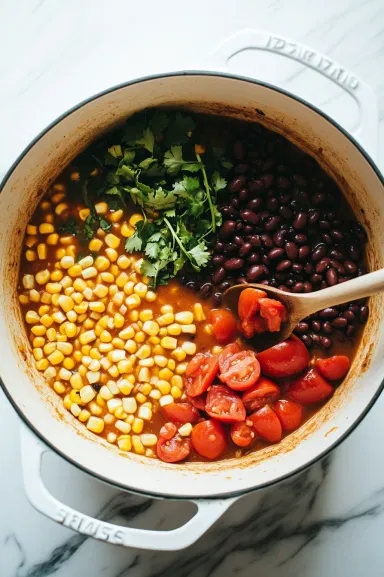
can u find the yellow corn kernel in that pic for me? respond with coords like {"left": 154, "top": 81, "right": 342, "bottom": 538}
{"left": 161, "top": 336, "right": 177, "bottom": 350}
{"left": 153, "top": 355, "right": 167, "bottom": 368}
{"left": 117, "top": 435, "right": 132, "bottom": 451}
{"left": 99, "top": 330, "right": 111, "bottom": 343}
{"left": 104, "top": 233, "right": 120, "bottom": 249}
{"left": 160, "top": 305, "right": 173, "bottom": 314}
{"left": 90, "top": 348, "right": 102, "bottom": 360}
{"left": 51, "top": 270, "right": 64, "bottom": 283}
{"left": 134, "top": 331, "right": 145, "bottom": 344}
{"left": 22, "top": 275, "right": 35, "bottom": 290}
{"left": 182, "top": 341, "right": 197, "bottom": 356}
{"left": 89, "top": 401, "right": 103, "bottom": 416}
{"left": 55, "top": 202, "right": 69, "bottom": 216}
{"left": 52, "top": 311, "right": 66, "bottom": 324}
{"left": 175, "top": 311, "right": 194, "bottom": 324}
{"left": 124, "top": 339, "right": 137, "bottom": 354}
{"left": 116, "top": 255, "right": 130, "bottom": 270}
{"left": 57, "top": 295, "right": 74, "bottom": 313}
{"left": 66, "top": 310, "right": 77, "bottom": 323}
{"left": 176, "top": 362, "right": 188, "bottom": 375}
{"left": 136, "top": 344, "right": 151, "bottom": 360}
{"left": 25, "top": 234, "right": 38, "bottom": 248}
{"left": 141, "top": 434, "right": 157, "bottom": 447}
{"left": 79, "top": 208, "right": 91, "bottom": 221}
{"left": 82, "top": 266, "right": 98, "bottom": 280}
{"left": 87, "top": 416, "right": 105, "bottom": 434}
{"left": 48, "top": 350, "right": 64, "bottom": 365}
{"left": 100, "top": 272, "right": 114, "bottom": 283}
{"left": 25, "top": 249, "right": 37, "bottom": 262}
{"left": 134, "top": 259, "right": 143, "bottom": 274}
{"left": 120, "top": 222, "right": 134, "bottom": 238}
{"left": 93, "top": 201, "right": 107, "bottom": 215}
{"left": 73, "top": 278, "right": 87, "bottom": 292}
{"left": 93, "top": 284, "right": 108, "bottom": 299}
{"left": 134, "top": 282, "right": 147, "bottom": 298}
{"left": 132, "top": 418, "right": 144, "bottom": 435}
{"left": 63, "top": 394, "right": 72, "bottom": 409}
{"left": 89, "top": 301, "right": 105, "bottom": 313}
{"left": 193, "top": 302, "right": 205, "bottom": 321}
{"left": 167, "top": 323, "right": 181, "bottom": 336}
{"left": 79, "top": 330, "right": 96, "bottom": 345}
{"left": 116, "top": 379, "right": 132, "bottom": 396}
{"left": 25, "top": 310, "right": 40, "bottom": 324}
{"left": 57, "top": 342, "right": 73, "bottom": 356}
{"left": 39, "top": 223, "right": 55, "bottom": 235}
{"left": 138, "top": 367, "right": 150, "bottom": 382}
{"left": 35, "top": 269, "right": 50, "bottom": 285}
{"left": 125, "top": 294, "right": 141, "bottom": 309}
{"left": 26, "top": 224, "right": 37, "bottom": 235}
{"left": 129, "top": 213, "right": 144, "bottom": 228}
{"left": 159, "top": 368, "right": 173, "bottom": 381}
{"left": 105, "top": 248, "right": 118, "bottom": 263}
{"left": 70, "top": 403, "right": 81, "bottom": 417}
{"left": 157, "top": 313, "right": 174, "bottom": 327}
{"left": 33, "top": 347, "right": 43, "bottom": 361}
{"left": 74, "top": 302, "right": 88, "bottom": 314}
{"left": 89, "top": 238, "right": 103, "bottom": 252}
{"left": 110, "top": 209, "right": 123, "bottom": 223}
{"left": 43, "top": 342, "right": 57, "bottom": 356}
{"left": 113, "top": 312, "right": 125, "bottom": 328}
{"left": 117, "top": 359, "right": 133, "bottom": 374}
{"left": 19, "top": 294, "right": 29, "bottom": 305}
{"left": 59, "top": 367, "right": 72, "bottom": 381}
{"left": 181, "top": 324, "right": 196, "bottom": 335}
{"left": 78, "top": 255, "right": 94, "bottom": 269}
{"left": 86, "top": 369, "right": 100, "bottom": 384}
{"left": 39, "top": 314, "right": 52, "bottom": 328}
{"left": 137, "top": 405, "right": 152, "bottom": 421}
{"left": 35, "top": 358, "right": 49, "bottom": 371}
{"left": 63, "top": 358, "right": 75, "bottom": 370}
{"left": 51, "top": 191, "right": 65, "bottom": 203}
{"left": 53, "top": 381, "right": 66, "bottom": 395}
{"left": 178, "top": 422, "right": 192, "bottom": 437}
{"left": 68, "top": 264, "right": 82, "bottom": 278}
{"left": 80, "top": 385, "right": 96, "bottom": 404}
{"left": 159, "top": 394, "right": 174, "bottom": 407}
{"left": 115, "top": 419, "right": 131, "bottom": 434}
{"left": 45, "top": 328, "right": 55, "bottom": 342}
{"left": 156, "top": 380, "right": 171, "bottom": 395}
{"left": 33, "top": 337, "right": 45, "bottom": 348}
{"left": 119, "top": 326, "right": 134, "bottom": 340}
{"left": 139, "top": 358, "right": 154, "bottom": 368}
{"left": 37, "top": 243, "right": 47, "bottom": 260}
{"left": 47, "top": 233, "right": 59, "bottom": 245}
{"left": 56, "top": 334, "right": 68, "bottom": 343}
{"left": 31, "top": 324, "right": 46, "bottom": 336}
{"left": 78, "top": 409, "right": 91, "bottom": 423}
{"left": 149, "top": 389, "right": 161, "bottom": 401}
{"left": 56, "top": 248, "right": 67, "bottom": 260}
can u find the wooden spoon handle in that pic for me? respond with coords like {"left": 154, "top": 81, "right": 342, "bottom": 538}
{"left": 299, "top": 268, "right": 384, "bottom": 316}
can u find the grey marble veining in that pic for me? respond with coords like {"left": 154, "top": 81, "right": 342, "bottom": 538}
{"left": 1, "top": 0, "right": 384, "bottom": 576}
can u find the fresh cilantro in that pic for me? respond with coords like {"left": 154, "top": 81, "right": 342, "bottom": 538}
{"left": 189, "top": 243, "right": 210, "bottom": 268}
{"left": 108, "top": 145, "right": 122, "bottom": 158}
{"left": 164, "top": 145, "right": 201, "bottom": 176}
{"left": 125, "top": 234, "right": 143, "bottom": 252}
{"left": 84, "top": 215, "right": 97, "bottom": 239}
{"left": 136, "top": 127, "right": 155, "bottom": 153}
{"left": 164, "top": 113, "right": 195, "bottom": 148}
{"left": 99, "top": 217, "right": 112, "bottom": 232}
{"left": 150, "top": 111, "right": 170, "bottom": 136}
{"left": 212, "top": 171, "right": 227, "bottom": 192}
{"left": 58, "top": 217, "right": 78, "bottom": 235}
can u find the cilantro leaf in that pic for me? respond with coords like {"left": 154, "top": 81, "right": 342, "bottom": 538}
{"left": 150, "top": 111, "right": 170, "bottom": 137}
{"left": 99, "top": 217, "right": 112, "bottom": 232}
{"left": 122, "top": 112, "right": 146, "bottom": 143}
{"left": 173, "top": 176, "right": 201, "bottom": 194}
{"left": 125, "top": 234, "right": 143, "bottom": 252}
{"left": 164, "top": 113, "right": 195, "bottom": 148}
{"left": 58, "top": 217, "right": 78, "bottom": 235}
{"left": 145, "top": 242, "right": 160, "bottom": 259}
{"left": 136, "top": 127, "right": 155, "bottom": 153}
{"left": 212, "top": 171, "right": 227, "bottom": 192}
{"left": 164, "top": 146, "right": 201, "bottom": 176}
{"left": 108, "top": 145, "right": 122, "bottom": 158}
{"left": 189, "top": 243, "right": 210, "bottom": 268}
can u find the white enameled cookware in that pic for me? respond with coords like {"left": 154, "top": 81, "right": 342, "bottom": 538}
{"left": 0, "top": 30, "right": 383, "bottom": 550}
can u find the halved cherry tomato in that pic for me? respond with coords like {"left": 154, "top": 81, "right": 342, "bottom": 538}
{"left": 238, "top": 288, "right": 267, "bottom": 338}
{"left": 159, "top": 422, "right": 177, "bottom": 440}
{"left": 316, "top": 355, "right": 351, "bottom": 381}
{"left": 209, "top": 309, "right": 237, "bottom": 344}
{"left": 218, "top": 342, "right": 241, "bottom": 372}
{"left": 219, "top": 351, "right": 261, "bottom": 391}
{"left": 161, "top": 403, "right": 199, "bottom": 424}
{"left": 230, "top": 422, "right": 254, "bottom": 447}
{"left": 287, "top": 368, "right": 333, "bottom": 405}
{"left": 191, "top": 419, "right": 227, "bottom": 459}
{"left": 249, "top": 405, "right": 282, "bottom": 443}
{"left": 257, "top": 335, "right": 309, "bottom": 378}
{"left": 259, "top": 298, "right": 287, "bottom": 332}
{"left": 187, "top": 393, "right": 206, "bottom": 411}
{"left": 157, "top": 435, "right": 191, "bottom": 463}
{"left": 275, "top": 400, "right": 303, "bottom": 431}
{"left": 205, "top": 385, "right": 246, "bottom": 422}
{"left": 185, "top": 353, "right": 219, "bottom": 397}
{"left": 241, "top": 377, "right": 280, "bottom": 413}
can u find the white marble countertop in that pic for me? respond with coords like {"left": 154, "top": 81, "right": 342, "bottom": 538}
{"left": 1, "top": 0, "right": 384, "bottom": 575}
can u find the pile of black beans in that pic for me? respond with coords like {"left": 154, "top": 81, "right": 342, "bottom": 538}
{"left": 182, "top": 122, "right": 368, "bottom": 350}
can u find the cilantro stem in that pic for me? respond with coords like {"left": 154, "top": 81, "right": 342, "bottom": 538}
{"left": 163, "top": 217, "right": 199, "bottom": 270}
{"left": 196, "top": 153, "right": 216, "bottom": 233}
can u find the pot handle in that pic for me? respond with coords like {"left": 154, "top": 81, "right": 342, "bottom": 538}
{"left": 205, "top": 29, "right": 378, "bottom": 161}
{"left": 20, "top": 424, "right": 236, "bottom": 550}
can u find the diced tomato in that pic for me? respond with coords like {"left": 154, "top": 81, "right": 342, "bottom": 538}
{"left": 191, "top": 419, "right": 227, "bottom": 459}
{"left": 249, "top": 405, "right": 282, "bottom": 443}
{"left": 238, "top": 288, "right": 268, "bottom": 338}
{"left": 187, "top": 393, "right": 206, "bottom": 411}
{"left": 316, "top": 355, "right": 351, "bottom": 381}
{"left": 275, "top": 400, "right": 303, "bottom": 431}
{"left": 161, "top": 403, "right": 199, "bottom": 424}
{"left": 219, "top": 351, "right": 261, "bottom": 391}
{"left": 205, "top": 385, "right": 246, "bottom": 423}
{"left": 230, "top": 422, "right": 254, "bottom": 447}
{"left": 257, "top": 335, "right": 309, "bottom": 378}
{"left": 157, "top": 434, "right": 191, "bottom": 463}
{"left": 209, "top": 309, "right": 237, "bottom": 344}
{"left": 241, "top": 377, "right": 280, "bottom": 413}
{"left": 259, "top": 298, "right": 287, "bottom": 332}
{"left": 185, "top": 353, "right": 219, "bottom": 397}
{"left": 159, "top": 422, "right": 177, "bottom": 440}
{"left": 286, "top": 368, "right": 333, "bottom": 405}
{"left": 218, "top": 342, "right": 241, "bottom": 372}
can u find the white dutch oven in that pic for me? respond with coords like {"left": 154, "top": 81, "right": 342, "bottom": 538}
{"left": 1, "top": 30, "right": 383, "bottom": 550}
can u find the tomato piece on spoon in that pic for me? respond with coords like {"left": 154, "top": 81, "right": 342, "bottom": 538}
{"left": 249, "top": 405, "right": 282, "bottom": 443}
{"left": 286, "top": 368, "right": 333, "bottom": 405}
{"left": 315, "top": 355, "right": 351, "bottom": 381}
{"left": 238, "top": 288, "right": 267, "bottom": 338}
{"left": 185, "top": 353, "right": 219, "bottom": 397}
{"left": 257, "top": 335, "right": 309, "bottom": 378}
{"left": 259, "top": 298, "right": 287, "bottom": 332}
{"left": 191, "top": 419, "right": 227, "bottom": 459}
{"left": 209, "top": 309, "right": 237, "bottom": 344}
{"left": 275, "top": 400, "right": 303, "bottom": 431}
{"left": 219, "top": 351, "right": 261, "bottom": 391}
{"left": 205, "top": 385, "right": 246, "bottom": 423}
{"left": 242, "top": 377, "right": 280, "bottom": 413}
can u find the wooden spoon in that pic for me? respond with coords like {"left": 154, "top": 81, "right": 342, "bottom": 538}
{"left": 222, "top": 268, "right": 384, "bottom": 352}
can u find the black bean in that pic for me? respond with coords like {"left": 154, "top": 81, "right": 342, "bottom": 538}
{"left": 243, "top": 225, "right": 253, "bottom": 234}
{"left": 214, "top": 241, "right": 224, "bottom": 253}
{"left": 304, "top": 263, "right": 313, "bottom": 275}
{"left": 302, "top": 334, "right": 313, "bottom": 348}
{"left": 238, "top": 188, "right": 248, "bottom": 202}
{"left": 262, "top": 254, "right": 270, "bottom": 266}
{"left": 311, "top": 274, "right": 322, "bottom": 284}
{"left": 279, "top": 193, "right": 292, "bottom": 205}
{"left": 322, "top": 321, "right": 333, "bottom": 334}
{"left": 330, "top": 229, "right": 344, "bottom": 241}
{"left": 319, "top": 307, "right": 339, "bottom": 319}
{"left": 247, "top": 265, "right": 265, "bottom": 281}
{"left": 344, "top": 260, "right": 358, "bottom": 274}
{"left": 224, "top": 258, "right": 245, "bottom": 271}
{"left": 311, "top": 333, "right": 321, "bottom": 344}
{"left": 326, "top": 268, "right": 338, "bottom": 286}
{"left": 219, "top": 221, "right": 236, "bottom": 239}
{"left": 236, "top": 277, "right": 248, "bottom": 285}
{"left": 268, "top": 247, "right": 285, "bottom": 260}
{"left": 224, "top": 243, "right": 236, "bottom": 253}
{"left": 265, "top": 216, "right": 281, "bottom": 231}
{"left": 342, "top": 310, "right": 355, "bottom": 322}
{"left": 293, "top": 174, "right": 308, "bottom": 187}
{"left": 238, "top": 242, "right": 252, "bottom": 257}
{"left": 185, "top": 281, "right": 197, "bottom": 291}
{"left": 221, "top": 206, "right": 237, "bottom": 219}
{"left": 247, "top": 253, "right": 260, "bottom": 264}
{"left": 359, "top": 306, "right": 369, "bottom": 323}
{"left": 312, "top": 320, "right": 321, "bottom": 332}
{"left": 315, "top": 258, "right": 330, "bottom": 273}
{"left": 312, "top": 192, "right": 326, "bottom": 205}
{"left": 295, "top": 322, "right": 309, "bottom": 333}
{"left": 261, "top": 234, "right": 274, "bottom": 248}
{"left": 280, "top": 206, "right": 293, "bottom": 219}
{"left": 295, "top": 233, "right": 307, "bottom": 244}
{"left": 276, "top": 259, "right": 292, "bottom": 272}
{"left": 349, "top": 304, "right": 360, "bottom": 314}
{"left": 212, "top": 267, "right": 226, "bottom": 285}
{"left": 231, "top": 198, "right": 240, "bottom": 208}
{"left": 249, "top": 179, "right": 265, "bottom": 193}
{"left": 277, "top": 177, "right": 291, "bottom": 189}
{"left": 285, "top": 241, "right": 298, "bottom": 260}
{"left": 329, "top": 249, "right": 344, "bottom": 260}
{"left": 298, "top": 246, "right": 311, "bottom": 260}
{"left": 332, "top": 317, "right": 348, "bottom": 329}
{"left": 267, "top": 198, "right": 279, "bottom": 212}
{"left": 279, "top": 285, "right": 291, "bottom": 292}
{"left": 308, "top": 210, "right": 321, "bottom": 225}
{"left": 319, "top": 220, "right": 330, "bottom": 230}
{"left": 228, "top": 176, "right": 246, "bottom": 193}
{"left": 273, "top": 231, "right": 285, "bottom": 247}
{"left": 320, "top": 337, "right": 332, "bottom": 349}
{"left": 329, "top": 260, "right": 345, "bottom": 274}
{"left": 212, "top": 292, "right": 222, "bottom": 307}
{"left": 312, "top": 244, "right": 327, "bottom": 262}
{"left": 292, "top": 263, "right": 303, "bottom": 274}
{"left": 261, "top": 174, "right": 274, "bottom": 188}
{"left": 303, "top": 282, "right": 313, "bottom": 293}
{"left": 234, "top": 235, "right": 244, "bottom": 247}
{"left": 286, "top": 279, "right": 295, "bottom": 287}
{"left": 320, "top": 280, "right": 328, "bottom": 289}
{"left": 247, "top": 198, "right": 264, "bottom": 211}
{"left": 211, "top": 254, "right": 225, "bottom": 266}
{"left": 349, "top": 245, "right": 361, "bottom": 261}
{"left": 293, "top": 212, "right": 308, "bottom": 230}
{"left": 240, "top": 209, "right": 259, "bottom": 225}
{"left": 292, "top": 282, "right": 304, "bottom": 293}
{"left": 234, "top": 141, "right": 246, "bottom": 161}
{"left": 199, "top": 283, "right": 213, "bottom": 298}
{"left": 248, "top": 235, "right": 261, "bottom": 247}
{"left": 322, "top": 233, "right": 333, "bottom": 245}
{"left": 219, "top": 281, "right": 231, "bottom": 292}
{"left": 236, "top": 222, "right": 243, "bottom": 232}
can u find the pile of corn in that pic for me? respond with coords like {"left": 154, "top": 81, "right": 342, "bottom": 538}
{"left": 18, "top": 185, "right": 208, "bottom": 457}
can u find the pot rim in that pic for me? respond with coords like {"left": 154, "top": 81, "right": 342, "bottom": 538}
{"left": 1, "top": 69, "right": 383, "bottom": 501}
